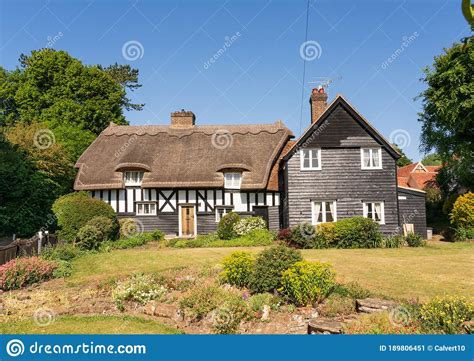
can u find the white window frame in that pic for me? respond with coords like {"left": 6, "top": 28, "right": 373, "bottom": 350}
{"left": 312, "top": 201, "right": 337, "bottom": 225}
{"left": 360, "top": 148, "right": 382, "bottom": 170}
{"left": 300, "top": 148, "right": 321, "bottom": 170}
{"left": 136, "top": 202, "right": 157, "bottom": 216}
{"left": 363, "top": 201, "right": 385, "bottom": 224}
{"left": 224, "top": 173, "right": 242, "bottom": 189}
{"left": 215, "top": 206, "right": 233, "bottom": 223}
{"left": 124, "top": 171, "right": 144, "bottom": 186}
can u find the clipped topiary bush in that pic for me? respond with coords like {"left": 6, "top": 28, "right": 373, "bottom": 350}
{"left": 52, "top": 191, "right": 117, "bottom": 242}
{"left": 249, "top": 245, "right": 302, "bottom": 293}
{"left": 280, "top": 261, "right": 335, "bottom": 306}
{"left": 217, "top": 212, "right": 241, "bottom": 240}
{"left": 233, "top": 216, "right": 267, "bottom": 236}
{"left": 220, "top": 251, "right": 254, "bottom": 288}
{"left": 333, "top": 216, "right": 382, "bottom": 248}
{"left": 76, "top": 224, "right": 103, "bottom": 250}
{"left": 86, "top": 216, "right": 118, "bottom": 241}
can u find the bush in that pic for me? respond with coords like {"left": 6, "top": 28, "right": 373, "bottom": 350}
{"left": 280, "top": 261, "right": 335, "bottom": 306}
{"left": 314, "top": 223, "right": 337, "bottom": 248}
{"left": 212, "top": 294, "right": 251, "bottom": 334}
{"left": 233, "top": 217, "right": 267, "bottom": 236}
{"left": 100, "top": 233, "right": 154, "bottom": 251}
{"left": 420, "top": 296, "right": 474, "bottom": 334}
{"left": 454, "top": 227, "right": 474, "bottom": 241}
{"left": 41, "top": 243, "right": 82, "bottom": 262}
{"left": 150, "top": 229, "right": 165, "bottom": 241}
{"left": 119, "top": 218, "right": 140, "bottom": 238}
{"left": 216, "top": 212, "right": 241, "bottom": 240}
{"left": 382, "top": 235, "right": 405, "bottom": 248}
{"left": 52, "top": 192, "right": 117, "bottom": 242}
{"left": 249, "top": 245, "right": 302, "bottom": 293}
{"left": 170, "top": 229, "right": 275, "bottom": 248}
{"left": 247, "top": 293, "right": 282, "bottom": 313}
{"left": 332, "top": 282, "right": 372, "bottom": 299}
{"left": 277, "top": 228, "right": 293, "bottom": 243}
{"left": 112, "top": 273, "right": 167, "bottom": 312}
{"left": 179, "top": 285, "right": 226, "bottom": 321}
{"left": 319, "top": 294, "right": 355, "bottom": 317}
{"left": 76, "top": 224, "right": 103, "bottom": 250}
{"left": 0, "top": 257, "right": 58, "bottom": 290}
{"left": 86, "top": 216, "right": 118, "bottom": 241}
{"left": 220, "top": 251, "right": 254, "bottom": 288}
{"left": 333, "top": 217, "right": 382, "bottom": 248}
{"left": 405, "top": 232, "right": 426, "bottom": 247}
{"left": 290, "top": 223, "right": 317, "bottom": 248}
{"left": 52, "top": 260, "right": 73, "bottom": 278}
{"left": 450, "top": 192, "right": 474, "bottom": 230}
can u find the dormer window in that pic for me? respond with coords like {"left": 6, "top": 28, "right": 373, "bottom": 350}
{"left": 361, "top": 148, "right": 382, "bottom": 169}
{"left": 224, "top": 172, "right": 241, "bottom": 189}
{"left": 124, "top": 171, "right": 144, "bottom": 186}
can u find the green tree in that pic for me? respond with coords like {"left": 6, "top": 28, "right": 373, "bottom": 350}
{"left": 418, "top": 41, "right": 473, "bottom": 191}
{"left": 393, "top": 145, "right": 413, "bottom": 167}
{"left": 0, "top": 49, "right": 143, "bottom": 160}
{"left": 422, "top": 153, "right": 442, "bottom": 166}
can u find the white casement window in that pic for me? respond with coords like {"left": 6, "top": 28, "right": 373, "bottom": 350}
{"left": 300, "top": 149, "right": 321, "bottom": 170}
{"left": 136, "top": 202, "right": 157, "bottom": 216}
{"left": 312, "top": 201, "right": 337, "bottom": 224}
{"left": 361, "top": 148, "right": 382, "bottom": 169}
{"left": 363, "top": 201, "right": 385, "bottom": 224}
{"left": 224, "top": 173, "right": 241, "bottom": 189}
{"left": 124, "top": 171, "right": 144, "bottom": 186}
{"left": 215, "top": 207, "right": 233, "bottom": 222}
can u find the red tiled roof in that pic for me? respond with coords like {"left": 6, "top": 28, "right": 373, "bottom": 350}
{"left": 397, "top": 162, "right": 439, "bottom": 190}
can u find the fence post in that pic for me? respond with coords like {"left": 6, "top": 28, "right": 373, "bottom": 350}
{"left": 37, "top": 231, "right": 43, "bottom": 254}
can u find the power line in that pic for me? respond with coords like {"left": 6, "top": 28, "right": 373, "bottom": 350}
{"left": 299, "top": 0, "right": 311, "bottom": 135}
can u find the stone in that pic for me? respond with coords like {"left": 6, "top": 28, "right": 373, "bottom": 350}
{"left": 308, "top": 319, "right": 343, "bottom": 334}
{"left": 462, "top": 320, "right": 474, "bottom": 334}
{"left": 356, "top": 298, "right": 397, "bottom": 313}
{"left": 261, "top": 305, "right": 271, "bottom": 321}
{"left": 144, "top": 302, "right": 179, "bottom": 319}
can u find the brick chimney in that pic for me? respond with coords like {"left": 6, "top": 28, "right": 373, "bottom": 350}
{"left": 310, "top": 87, "right": 328, "bottom": 123}
{"left": 170, "top": 109, "right": 196, "bottom": 129}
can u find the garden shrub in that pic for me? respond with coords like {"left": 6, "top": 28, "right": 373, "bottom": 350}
{"left": 0, "top": 257, "right": 58, "bottom": 290}
{"left": 76, "top": 224, "right": 103, "bottom": 250}
{"left": 454, "top": 227, "right": 474, "bottom": 241}
{"left": 332, "top": 281, "right": 372, "bottom": 299}
{"left": 112, "top": 273, "right": 167, "bottom": 312}
{"left": 319, "top": 294, "right": 355, "bottom": 317}
{"left": 216, "top": 212, "right": 241, "bottom": 240}
{"left": 290, "top": 223, "right": 317, "bottom": 248}
{"left": 247, "top": 293, "right": 281, "bottom": 313}
{"left": 233, "top": 216, "right": 267, "bottom": 236}
{"left": 86, "top": 216, "right": 118, "bottom": 241}
{"left": 315, "top": 223, "right": 337, "bottom": 248}
{"left": 212, "top": 294, "right": 251, "bottom": 334}
{"left": 100, "top": 232, "right": 154, "bottom": 251}
{"left": 277, "top": 228, "right": 293, "bottom": 243}
{"left": 179, "top": 285, "right": 226, "bottom": 321}
{"left": 420, "top": 296, "right": 474, "bottom": 334}
{"left": 344, "top": 312, "right": 421, "bottom": 334}
{"left": 170, "top": 229, "right": 275, "bottom": 248}
{"left": 405, "top": 232, "right": 426, "bottom": 247}
{"left": 450, "top": 193, "right": 474, "bottom": 229}
{"left": 52, "top": 260, "right": 73, "bottom": 278}
{"left": 150, "top": 229, "right": 165, "bottom": 241}
{"left": 249, "top": 245, "right": 302, "bottom": 293}
{"left": 333, "top": 216, "right": 382, "bottom": 248}
{"left": 220, "top": 251, "right": 254, "bottom": 288}
{"left": 52, "top": 191, "right": 117, "bottom": 242}
{"left": 382, "top": 235, "right": 405, "bottom": 248}
{"left": 41, "top": 243, "right": 82, "bottom": 262}
{"left": 280, "top": 261, "right": 335, "bottom": 306}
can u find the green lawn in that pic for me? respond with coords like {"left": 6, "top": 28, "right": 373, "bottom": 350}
{"left": 69, "top": 241, "right": 474, "bottom": 301}
{"left": 0, "top": 315, "right": 182, "bottom": 334}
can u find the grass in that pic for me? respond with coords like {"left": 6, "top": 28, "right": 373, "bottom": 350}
{"left": 0, "top": 315, "right": 182, "bottom": 334}
{"left": 69, "top": 241, "right": 474, "bottom": 300}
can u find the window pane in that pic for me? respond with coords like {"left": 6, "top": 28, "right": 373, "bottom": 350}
{"left": 326, "top": 202, "right": 334, "bottom": 222}
{"left": 302, "top": 150, "right": 310, "bottom": 168}
{"left": 311, "top": 150, "right": 319, "bottom": 168}
{"left": 371, "top": 150, "right": 380, "bottom": 167}
{"left": 367, "top": 203, "right": 373, "bottom": 219}
{"left": 363, "top": 149, "right": 371, "bottom": 167}
{"left": 374, "top": 202, "right": 382, "bottom": 222}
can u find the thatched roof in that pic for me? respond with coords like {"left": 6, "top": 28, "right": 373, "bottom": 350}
{"left": 74, "top": 122, "right": 293, "bottom": 191}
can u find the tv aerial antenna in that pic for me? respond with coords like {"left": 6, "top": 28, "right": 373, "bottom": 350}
{"left": 309, "top": 75, "right": 342, "bottom": 90}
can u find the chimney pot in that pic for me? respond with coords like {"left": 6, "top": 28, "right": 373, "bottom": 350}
{"left": 170, "top": 110, "right": 196, "bottom": 129}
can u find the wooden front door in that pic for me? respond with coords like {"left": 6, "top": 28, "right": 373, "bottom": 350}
{"left": 181, "top": 206, "right": 195, "bottom": 237}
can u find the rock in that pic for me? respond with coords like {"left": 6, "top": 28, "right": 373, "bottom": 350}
{"left": 144, "top": 302, "right": 179, "bottom": 319}
{"left": 308, "top": 319, "right": 343, "bottom": 334}
{"left": 356, "top": 298, "right": 397, "bottom": 313}
{"left": 462, "top": 320, "right": 474, "bottom": 334}
{"left": 261, "top": 305, "right": 270, "bottom": 321}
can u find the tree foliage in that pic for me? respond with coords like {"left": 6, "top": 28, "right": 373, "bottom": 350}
{"left": 393, "top": 145, "right": 413, "bottom": 167}
{"left": 418, "top": 41, "right": 474, "bottom": 191}
{"left": 421, "top": 153, "right": 442, "bottom": 166}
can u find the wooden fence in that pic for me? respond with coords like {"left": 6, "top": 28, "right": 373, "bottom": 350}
{"left": 0, "top": 234, "right": 58, "bottom": 266}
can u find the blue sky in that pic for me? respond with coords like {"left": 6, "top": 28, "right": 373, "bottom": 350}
{"left": 0, "top": 0, "right": 470, "bottom": 160}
